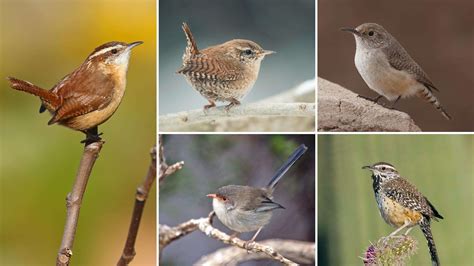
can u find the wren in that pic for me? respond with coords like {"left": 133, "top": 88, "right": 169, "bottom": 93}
{"left": 7, "top": 41, "right": 143, "bottom": 144}
{"left": 177, "top": 22, "right": 274, "bottom": 110}
{"left": 341, "top": 23, "right": 451, "bottom": 120}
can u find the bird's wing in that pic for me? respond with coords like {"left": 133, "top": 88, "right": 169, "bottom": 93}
{"left": 178, "top": 55, "right": 241, "bottom": 81}
{"left": 383, "top": 178, "right": 435, "bottom": 218}
{"left": 255, "top": 197, "right": 284, "bottom": 212}
{"left": 48, "top": 71, "right": 114, "bottom": 124}
{"left": 383, "top": 40, "right": 439, "bottom": 92}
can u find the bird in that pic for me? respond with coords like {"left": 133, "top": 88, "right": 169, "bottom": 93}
{"left": 341, "top": 23, "right": 451, "bottom": 120}
{"left": 363, "top": 162, "right": 443, "bottom": 265}
{"left": 177, "top": 22, "right": 274, "bottom": 111}
{"left": 7, "top": 41, "right": 143, "bottom": 144}
{"left": 207, "top": 144, "right": 308, "bottom": 245}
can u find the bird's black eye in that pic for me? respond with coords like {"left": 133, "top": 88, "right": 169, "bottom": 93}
{"left": 221, "top": 196, "right": 227, "bottom": 201}
{"left": 111, "top": 49, "right": 118, "bottom": 54}
{"left": 244, "top": 49, "right": 252, "bottom": 55}
{"left": 381, "top": 167, "right": 386, "bottom": 170}
{"left": 368, "top": 31, "right": 374, "bottom": 36}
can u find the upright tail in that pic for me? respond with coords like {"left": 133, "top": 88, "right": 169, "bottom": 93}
{"left": 418, "top": 86, "right": 451, "bottom": 120}
{"left": 266, "top": 144, "right": 308, "bottom": 191}
{"left": 420, "top": 222, "right": 440, "bottom": 266}
{"left": 181, "top": 22, "right": 199, "bottom": 62}
{"left": 7, "top": 77, "right": 61, "bottom": 110}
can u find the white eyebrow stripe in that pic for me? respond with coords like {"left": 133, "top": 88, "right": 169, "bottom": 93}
{"left": 88, "top": 45, "right": 123, "bottom": 59}
{"left": 379, "top": 164, "right": 395, "bottom": 170}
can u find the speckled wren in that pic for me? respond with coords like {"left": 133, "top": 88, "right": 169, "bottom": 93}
{"left": 177, "top": 22, "right": 274, "bottom": 110}
{"left": 7, "top": 41, "right": 142, "bottom": 144}
{"left": 363, "top": 162, "right": 443, "bottom": 265}
{"left": 341, "top": 23, "right": 451, "bottom": 120}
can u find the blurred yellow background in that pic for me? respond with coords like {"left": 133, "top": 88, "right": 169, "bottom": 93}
{"left": 318, "top": 135, "right": 474, "bottom": 265}
{"left": 0, "top": 0, "right": 156, "bottom": 265}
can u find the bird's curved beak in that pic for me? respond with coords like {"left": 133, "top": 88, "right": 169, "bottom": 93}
{"left": 128, "top": 41, "right": 144, "bottom": 49}
{"left": 206, "top": 194, "right": 217, "bottom": 199}
{"left": 263, "top": 50, "right": 276, "bottom": 56}
{"left": 362, "top": 165, "right": 373, "bottom": 170}
{"left": 341, "top": 27, "right": 360, "bottom": 36}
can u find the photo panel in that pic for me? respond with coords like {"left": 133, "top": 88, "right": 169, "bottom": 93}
{"left": 159, "top": 0, "right": 315, "bottom": 132}
{"left": 318, "top": 134, "right": 474, "bottom": 265}
{"left": 159, "top": 134, "right": 315, "bottom": 265}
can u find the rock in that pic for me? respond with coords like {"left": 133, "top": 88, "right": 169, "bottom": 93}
{"left": 318, "top": 77, "right": 421, "bottom": 132}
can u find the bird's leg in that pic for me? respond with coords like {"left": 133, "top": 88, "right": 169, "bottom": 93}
{"left": 224, "top": 98, "right": 241, "bottom": 112}
{"left": 358, "top": 94, "right": 383, "bottom": 103}
{"left": 389, "top": 95, "right": 402, "bottom": 110}
{"left": 389, "top": 221, "right": 411, "bottom": 237}
{"left": 80, "top": 126, "right": 103, "bottom": 145}
{"left": 404, "top": 227, "right": 414, "bottom": 236}
{"left": 203, "top": 100, "right": 216, "bottom": 111}
{"left": 244, "top": 227, "right": 263, "bottom": 250}
{"left": 208, "top": 211, "right": 216, "bottom": 224}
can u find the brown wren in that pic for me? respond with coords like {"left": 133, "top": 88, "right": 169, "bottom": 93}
{"left": 177, "top": 22, "right": 274, "bottom": 110}
{"left": 7, "top": 41, "right": 143, "bottom": 144}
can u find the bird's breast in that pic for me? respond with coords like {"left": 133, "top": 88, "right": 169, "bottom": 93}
{"left": 355, "top": 48, "right": 420, "bottom": 101}
{"left": 376, "top": 193, "right": 422, "bottom": 228}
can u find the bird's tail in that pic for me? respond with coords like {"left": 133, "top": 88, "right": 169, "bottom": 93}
{"left": 7, "top": 77, "right": 61, "bottom": 111}
{"left": 420, "top": 222, "right": 440, "bottom": 266}
{"left": 267, "top": 144, "right": 308, "bottom": 191}
{"left": 418, "top": 86, "right": 451, "bottom": 120}
{"left": 181, "top": 22, "right": 199, "bottom": 61}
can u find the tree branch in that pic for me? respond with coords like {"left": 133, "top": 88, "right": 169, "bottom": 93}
{"left": 160, "top": 212, "right": 309, "bottom": 265}
{"left": 318, "top": 77, "right": 421, "bottom": 132}
{"left": 117, "top": 145, "right": 157, "bottom": 266}
{"left": 195, "top": 239, "right": 315, "bottom": 266}
{"left": 159, "top": 136, "right": 184, "bottom": 183}
{"left": 56, "top": 141, "right": 104, "bottom": 266}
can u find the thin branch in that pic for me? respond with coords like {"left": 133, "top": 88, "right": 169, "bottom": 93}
{"left": 117, "top": 146, "right": 157, "bottom": 266}
{"left": 195, "top": 239, "right": 315, "bottom": 266}
{"left": 159, "top": 136, "right": 184, "bottom": 183}
{"left": 56, "top": 141, "right": 104, "bottom": 266}
{"left": 159, "top": 212, "right": 305, "bottom": 265}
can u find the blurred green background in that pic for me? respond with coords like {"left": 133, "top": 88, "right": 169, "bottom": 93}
{"left": 318, "top": 135, "right": 474, "bottom": 265}
{"left": 0, "top": 0, "right": 156, "bottom": 265}
{"left": 160, "top": 135, "right": 315, "bottom": 265}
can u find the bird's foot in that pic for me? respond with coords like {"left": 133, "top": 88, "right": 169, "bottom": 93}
{"left": 224, "top": 99, "right": 241, "bottom": 112}
{"left": 81, "top": 132, "right": 103, "bottom": 145}
{"left": 243, "top": 240, "right": 256, "bottom": 250}
{"left": 358, "top": 94, "right": 383, "bottom": 104}
{"left": 203, "top": 101, "right": 216, "bottom": 114}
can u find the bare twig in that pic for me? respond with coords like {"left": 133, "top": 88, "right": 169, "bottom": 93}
{"left": 195, "top": 239, "right": 315, "bottom": 266}
{"left": 159, "top": 136, "right": 184, "bottom": 183}
{"left": 56, "top": 141, "right": 104, "bottom": 266}
{"left": 160, "top": 212, "right": 307, "bottom": 265}
{"left": 117, "top": 146, "right": 157, "bottom": 266}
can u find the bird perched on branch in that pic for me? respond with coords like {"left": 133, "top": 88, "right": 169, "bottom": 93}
{"left": 7, "top": 41, "right": 143, "bottom": 144}
{"left": 207, "top": 144, "right": 308, "bottom": 246}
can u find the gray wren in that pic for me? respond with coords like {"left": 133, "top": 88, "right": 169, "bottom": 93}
{"left": 7, "top": 41, "right": 143, "bottom": 144}
{"left": 178, "top": 22, "right": 274, "bottom": 111}
{"left": 207, "top": 144, "right": 308, "bottom": 245}
{"left": 363, "top": 162, "right": 443, "bottom": 265}
{"left": 342, "top": 23, "right": 451, "bottom": 120}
